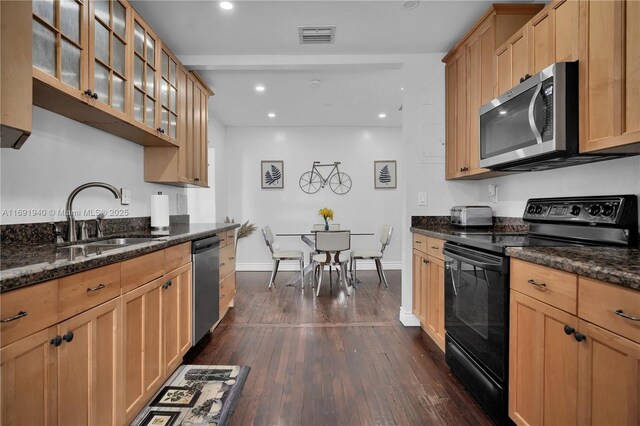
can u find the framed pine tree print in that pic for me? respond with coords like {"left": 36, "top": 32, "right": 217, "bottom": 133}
{"left": 374, "top": 160, "right": 397, "bottom": 189}
{"left": 261, "top": 160, "right": 284, "bottom": 189}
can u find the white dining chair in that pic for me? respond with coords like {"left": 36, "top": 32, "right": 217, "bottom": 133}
{"left": 350, "top": 225, "right": 393, "bottom": 288}
{"left": 261, "top": 226, "right": 305, "bottom": 289}
{"left": 312, "top": 230, "right": 351, "bottom": 296}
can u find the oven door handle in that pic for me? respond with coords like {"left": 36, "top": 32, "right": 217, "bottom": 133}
{"left": 528, "top": 82, "right": 543, "bottom": 144}
{"left": 444, "top": 250, "right": 503, "bottom": 272}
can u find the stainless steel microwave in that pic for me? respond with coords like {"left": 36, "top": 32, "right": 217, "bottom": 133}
{"left": 479, "top": 62, "right": 583, "bottom": 171}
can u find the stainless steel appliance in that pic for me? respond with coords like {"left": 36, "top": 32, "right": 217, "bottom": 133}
{"left": 192, "top": 236, "right": 220, "bottom": 345}
{"left": 444, "top": 195, "right": 637, "bottom": 425}
{"left": 479, "top": 62, "right": 622, "bottom": 172}
{"left": 450, "top": 206, "right": 493, "bottom": 227}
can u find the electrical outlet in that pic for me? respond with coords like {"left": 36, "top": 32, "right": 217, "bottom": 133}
{"left": 418, "top": 192, "right": 427, "bottom": 206}
{"left": 120, "top": 188, "right": 131, "bottom": 205}
{"left": 176, "top": 193, "right": 187, "bottom": 215}
{"left": 488, "top": 184, "right": 499, "bottom": 203}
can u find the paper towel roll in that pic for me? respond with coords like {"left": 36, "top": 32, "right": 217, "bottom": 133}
{"left": 150, "top": 192, "right": 169, "bottom": 230}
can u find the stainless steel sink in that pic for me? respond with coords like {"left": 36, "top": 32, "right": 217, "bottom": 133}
{"left": 67, "top": 237, "right": 160, "bottom": 250}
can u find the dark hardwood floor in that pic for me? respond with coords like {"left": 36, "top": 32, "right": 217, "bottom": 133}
{"left": 187, "top": 270, "right": 492, "bottom": 425}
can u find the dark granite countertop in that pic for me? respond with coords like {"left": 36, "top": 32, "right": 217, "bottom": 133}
{"left": 506, "top": 246, "right": 640, "bottom": 291}
{"left": 410, "top": 224, "right": 640, "bottom": 291}
{"left": 0, "top": 223, "right": 239, "bottom": 292}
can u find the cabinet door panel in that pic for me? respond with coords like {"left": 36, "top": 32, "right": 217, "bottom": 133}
{"left": 530, "top": 11, "right": 554, "bottom": 75}
{"left": 163, "top": 263, "right": 192, "bottom": 374}
{"left": 445, "top": 61, "right": 458, "bottom": 179}
{"left": 455, "top": 51, "right": 467, "bottom": 174}
{"left": 509, "top": 290, "right": 579, "bottom": 426}
{"left": 626, "top": 0, "right": 640, "bottom": 137}
{"left": 1, "top": 326, "right": 58, "bottom": 426}
{"left": 511, "top": 31, "right": 529, "bottom": 86}
{"left": 412, "top": 250, "right": 423, "bottom": 320}
{"left": 554, "top": 0, "right": 579, "bottom": 62}
{"left": 131, "top": 13, "right": 159, "bottom": 131}
{"left": 427, "top": 257, "right": 445, "bottom": 350}
{"left": 577, "top": 319, "right": 640, "bottom": 426}
{"left": 496, "top": 46, "right": 512, "bottom": 96}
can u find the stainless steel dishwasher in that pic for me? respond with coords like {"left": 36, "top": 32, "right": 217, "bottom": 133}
{"left": 192, "top": 236, "right": 220, "bottom": 345}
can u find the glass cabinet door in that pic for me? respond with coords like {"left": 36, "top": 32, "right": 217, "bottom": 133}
{"left": 160, "top": 47, "right": 179, "bottom": 141}
{"left": 90, "top": 0, "right": 129, "bottom": 114}
{"left": 32, "top": 0, "right": 87, "bottom": 95}
{"left": 132, "top": 13, "right": 158, "bottom": 130}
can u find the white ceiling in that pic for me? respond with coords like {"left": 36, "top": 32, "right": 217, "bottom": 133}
{"left": 130, "top": 0, "right": 538, "bottom": 127}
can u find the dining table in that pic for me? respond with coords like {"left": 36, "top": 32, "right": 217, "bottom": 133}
{"left": 275, "top": 231, "right": 375, "bottom": 287}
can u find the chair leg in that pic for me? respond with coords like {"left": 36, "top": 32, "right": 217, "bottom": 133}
{"left": 376, "top": 259, "right": 388, "bottom": 288}
{"left": 374, "top": 258, "right": 383, "bottom": 282}
{"left": 269, "top": 259, "right": 280, "bottom": 288}
{"left": 353, "top": 258, "right": 358, "bottom": 289}
{"left": 342, "top": 263, "right": 351, "bottom": 296}
{"left": 299, "top": 258, "right": 305, "bottom": 289}
{"left": 316, "top": 264, "right": 325, "bottom": 297}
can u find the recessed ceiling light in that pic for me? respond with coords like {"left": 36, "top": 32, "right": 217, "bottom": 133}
{"left": 268, "top": 112, "right": 276, "bottom": 118}
{"left": 219, "top": 2, "right": 233, "bottom": 10}
{"left": 402, "top": 1, "right": 419, "bottom": 10}
{"left": 378, "top": 113, "right": 387, "bottom": 119}
{"left": 401, "top": 87, "right": 404, "bottom": 91}
{"left": 309, "top": 79, "right": 321, "bottom": 89}
{"left": 255, "top": 85, "right": 265, "bottom": 92}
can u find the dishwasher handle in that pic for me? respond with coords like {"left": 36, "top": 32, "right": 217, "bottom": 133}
{"left": 192, "top": 236, "right": 221, "bottom": 253}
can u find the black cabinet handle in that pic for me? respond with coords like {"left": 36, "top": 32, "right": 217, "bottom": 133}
{"left": 156, "top": 127, "right": 166, "bottom": 134}
{"left": 87, "top": 283, "right": 106, "bottom": 292}
{"left": 1, "top": 310, "right": 28, "bottom": 323}
{"left": 527, "top": 279, "right": 547, "bottom": 289}
{"left": 62, "top": 331, "right": 74, "bottom": 343}
{"left": 162, "top": 280, "right": 172, "bottom": 289}
{"left": 51, "top": 336, "right": 63, "bottom": 347}
{"left": 574, "top": 332, "right": 586, "bottom": 342}
{"left": 564, "top": 325, "right": 575, "bottom": 335}
{"left": 612, "top": 309, "right": 640, "bottom": 321}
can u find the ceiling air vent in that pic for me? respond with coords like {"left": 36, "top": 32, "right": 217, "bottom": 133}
{"left": 299, "top": 26, "right": 335, "bottom": 44}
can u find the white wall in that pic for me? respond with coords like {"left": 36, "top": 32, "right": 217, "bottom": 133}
{"left": 398, "top": 53, "right": 640, "bottom": 325}
{"left": 0, "top": 106, "right": 185, "bottom": 224}
{"left": 225, "top": 126, "right": 403, "bottom": 270}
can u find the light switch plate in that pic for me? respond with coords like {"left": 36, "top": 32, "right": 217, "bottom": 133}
{"left": 418, "top": 192, "right": 427, "bottom": 206}
{"left": 176, "top": 193, "right": 187, "bottom": 215}
{"left": 120, "top": 188, "right": 131, "bottom": 205}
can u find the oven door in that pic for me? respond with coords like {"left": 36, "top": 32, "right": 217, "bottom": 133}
{"left": 444, "top": 243, "right": 509, "bottom": 382}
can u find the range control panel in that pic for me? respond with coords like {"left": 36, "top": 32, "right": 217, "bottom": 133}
{"left": 523, "top": 196, "right": 636, "bottom": 225}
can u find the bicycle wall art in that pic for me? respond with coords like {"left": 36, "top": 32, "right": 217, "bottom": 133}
{"left": 261, "top": 160, "right": 284, "bottom": 189}
{"left": 299, "top": 161, "right": 352, "bottom": 195}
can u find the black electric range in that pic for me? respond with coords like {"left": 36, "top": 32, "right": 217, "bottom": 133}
{"left": 443, "top": 195, "right": 638, "bottom": 425}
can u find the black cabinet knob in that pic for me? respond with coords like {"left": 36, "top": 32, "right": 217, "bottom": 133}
{"left": 51, "top": 336, "right": 63, "bottom": 347}
{"left": 574, "top": 332, "right": 586, "bottom": 342}
{"left": 92, "top": 92, "right": 98, "bottom": 100}
{"left": 564, "top": 325, "right": 575, "bottom": 335}
{"left": 62, "top": 331, "right": 74, "bottom": 343}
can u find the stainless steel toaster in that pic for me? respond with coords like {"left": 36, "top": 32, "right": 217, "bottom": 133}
{"left": 450, "top": 206, "right": 493, "bottom": 227}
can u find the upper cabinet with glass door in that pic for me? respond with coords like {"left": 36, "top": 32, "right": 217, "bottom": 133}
{"left": 131, "top": 11, "right": 160, "bottom": 133}
{"left": 32, "top": 0, "right": 88, "bottom": 101}
{"left": 87, "top": 0, "right": 129, "bottom": 119}
{"left": 160, "top": 46, "right": 179, "bottom": 142}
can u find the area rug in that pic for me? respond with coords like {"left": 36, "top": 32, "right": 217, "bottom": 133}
{"left": 131, "top": 365, "right": 250, "bottom": 426}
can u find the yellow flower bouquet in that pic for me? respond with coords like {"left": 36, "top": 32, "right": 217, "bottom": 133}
{"left": 319, "top": 207, "right": 334, "bottom": 230}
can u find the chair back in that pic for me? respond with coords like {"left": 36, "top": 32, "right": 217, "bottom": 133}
{"left": 313, "top": 223, "right": 340, "bottom": 231}
{"left": 261, "top": 226, "right": 275, "bottom": 255}
{"left": 329, "top": 223, "right": 340, "bottom": 230}
{"left": 379, "top": 225, "right": 393, "bottom": 253}
{"left": 315, "top": 230, "right": 350, "bottom": 252}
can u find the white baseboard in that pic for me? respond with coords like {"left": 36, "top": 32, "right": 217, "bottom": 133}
{"left": 399, "top": 307, "right": 421, "bottom": 327}
{"left": 236, "top": 260, "right": 402, "bottom": 272}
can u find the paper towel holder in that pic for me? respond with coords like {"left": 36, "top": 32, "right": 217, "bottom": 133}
{"left": 151, "top": 191, "right": 171, "bottom": 234}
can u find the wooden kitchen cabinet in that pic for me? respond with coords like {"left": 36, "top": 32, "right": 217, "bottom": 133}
{"left": 443, "top": 4, "right": 542, "bottom": 180}
{"left": 121, "top": 276, "right": 164, "bottom": 423}
{"left": 162, "top": 263, "right": 192, "bottom": 375}
{"left": 1, "top": 326, "right": 58, "bottom": 426}
{"left": 219, "top": 230, "right": 236, "bottom": 317}
{"left": 131, "top": 10, "right": 160, "bottom": 133}
{"left": 1, "top": 299, "right": 120, "bottom": 426}
{"left": 57, "top": 298, "right": 120, "bottom": 426}
{"left": 509, "top": 290, "right": 579, "bottom": 426}
{"left": 580, "top": 0, "right": 640, "bottom": 153}
{"left": 509, "top": 260, "right": 640, "bottom": 426}
{"left": 496, "top": 27, "right": 529, "bottom": 96}
{"left": 412, "top": 234, "right": 445, "bottom": 351}
{"left": 144, "top": 70, "right": 213, "bottom": 187}
{"left": 1, "top": 0, "right": 33, "bottom": 149}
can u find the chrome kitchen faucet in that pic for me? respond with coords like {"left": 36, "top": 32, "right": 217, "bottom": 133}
{"left": 65, "top": 182, "right": 121, "bottom": 243}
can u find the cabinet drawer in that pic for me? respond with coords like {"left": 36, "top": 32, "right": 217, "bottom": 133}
{"left": 165, "top": 242, "right": 191, "bottom": 272}
{"left": 226, "top": 230, "right": 236, "bottom": 248}
{"left": 58, "top": 263, "right": 121, "bottom": 321}
{"left": 121, "top": 250, "right": 165, "bottom": 293}
{"left": 578, "top": 277, "right": 640, "bottom": 343}
{"left": 511, "top": 259, "right": 578, "bottom": 314}
{"left": 426, "top": 237, "right": 445, "bottom": 260}
{"left": 219, "top": 272, "right": 235, "bottom": 313}
{"left": 0, "top": 280, "right": 58, "bottom": 347}
{"left": 218, "top": 232, "right": 228, "bottom": 248}
{"left": 220, "top": 244, "right": 235, "bottom": 279}
{"left": 413, "top": 234, "right": 428, "bottom": 253}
